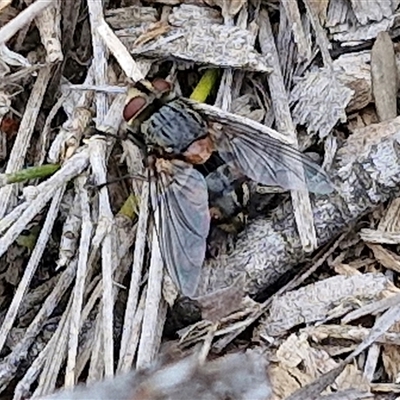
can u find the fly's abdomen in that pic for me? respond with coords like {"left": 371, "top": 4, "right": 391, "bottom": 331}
{"left": 206, "top": 164, "right": 249, "bottom": 227}
{"left": 144, "top": 98, "right": 207, "bottom": 155}
{"left": 206, "top": 164, "right": 245, "bottom": 198}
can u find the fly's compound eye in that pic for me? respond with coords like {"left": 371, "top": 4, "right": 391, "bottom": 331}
{"left": 151, "top": 78, "right": 172, "bottom": 95}
{"left": 123, "top": 95, "right": 148, "bottom": 124}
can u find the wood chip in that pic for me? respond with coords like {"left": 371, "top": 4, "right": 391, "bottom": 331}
{"left": 371, "top": 31, "right": 398, "bottom": 122}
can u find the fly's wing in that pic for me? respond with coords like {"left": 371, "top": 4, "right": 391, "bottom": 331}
{"left": 150, "top": 160, "right": 210, "bottom": 297}
{"left": 189, "top": 101, "right": 334, "bottom": 194}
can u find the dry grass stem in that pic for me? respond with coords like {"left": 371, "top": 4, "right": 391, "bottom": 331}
{"left": 64, "top": 176, "right": 92, "bottom": 388}
{"left": 117, "top": 182, "right": 149, "bottom": 373}
{"left": 259, "top": 8, "right": 316, "bottom": 252}
{"left": 0, "top": 0, "right": 54, "bottom": 46}
{"left": 136, "top": 224, "right": 165, "bottom": 369}
{"left": 0, "top": 65, "right": 53, "bottom": 217}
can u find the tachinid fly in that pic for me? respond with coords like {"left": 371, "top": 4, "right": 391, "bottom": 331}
{"left": 123, "top": 78, "right": 334, "bottom": 297}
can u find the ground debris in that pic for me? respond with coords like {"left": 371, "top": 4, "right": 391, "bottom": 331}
{"left": 256, "top": 273, "right": 395, "bottom": 337}
{"left": 109, "top": 5, "right": 270, "bottom": 72}
{"left": 2, "top": 0, "right": 400, "bottom": 399}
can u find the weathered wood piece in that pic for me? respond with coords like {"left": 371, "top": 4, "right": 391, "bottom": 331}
{"left": 106, "top": 5, "right": 270, "bottom": 72}
{"left": 371, "top": 31, "right": 398, "bottom": 121}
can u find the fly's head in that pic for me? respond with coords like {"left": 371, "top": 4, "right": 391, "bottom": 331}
{"left": 123, "top": 78, "right": 173, "bottom": 149}
{"left": 123, "top": 79, "right": 213, "bottom": 164}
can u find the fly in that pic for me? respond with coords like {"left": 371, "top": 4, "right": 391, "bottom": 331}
{"left": 122, "top": 77, "right": 334, "bottom": 296}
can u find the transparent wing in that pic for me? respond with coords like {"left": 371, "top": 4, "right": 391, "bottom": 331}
{"left": 150, "top": 160, "right": 210, "bottom": 296}
{"left": 215, "top": 128, "right": 334, "bottom": 194}
{"left": 189, "top": 101, "right": 334, "bottom": 194}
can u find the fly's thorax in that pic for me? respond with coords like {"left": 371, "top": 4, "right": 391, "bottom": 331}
{"left": 143, "top": 98, "right": 208, "bottom": 156}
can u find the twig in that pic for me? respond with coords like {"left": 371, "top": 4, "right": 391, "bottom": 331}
{"left": 13, "top": 300, "right": 71, "bottom": 400}
{"left": 119, "top": 289, "right": 147, "bottom": 373}
{"left": 34, "top": 0, "right": 62, "bottom": 63}
{"left": 288, "top": 301, "right": 400, "bottom": 399}
{"left": 0, "top": 0, "right": 54, "bottom": 46}
{"left": 88, "top": 309, "right": 105, "bottom": 383}
{"left": 48, "top": 68, "right": 95, "bottom": 163}
{"left": 259, "top": 8, "right": 317, "bottom": 252}
{"left": 33, "top": 232, "right": 135, "bottom": 396}
{"left": 34, "top": 299, "right": 73, "bottom": 398}
{"left": 118, "top": 182, "right": 149, "bottom": 373}
{"left": 63, "top": 84, "right": 128, "bottom": 94}
{"left": 56, "top": 191, "right": 81, "bottom": 270}
{"left": 213, "top": 231, "right": 350, "bottom": 354}
{"left": 303, "top": 0, "right": 333, "bottom": 67}
{"left": 370, "top": 31, "right": 398, "bottom": 122}
{"left": 65, "top": 176, "right": 93, "bottom": 388}
{"left": 363, "top": 343, "right": 380, "bottom": 381}
{"left": 87, "top": 0, "right": 108, "bottom": 123}
{"left": 88, "top": 138, "right": 116, "bottom": 378}
{"left": 214, "top": 5, "right": 248, "bottom": 111}
{"left": 0, "top": 64, "right": 53, "bottom": 218}
{"left": 280, "top": 0, "right": 311, "bottom": 60}
{"left": 0, "top": 232, "right": 77, "bottom": 391}
{"left": 78, "top": 251, "right": 135, "bottom": 375}
{"left": 0, "top": 202, "right": 29, "bottom": 235}
{"left": 136, "top": 222, "right": 165, "bottom": 369}
{"left": 0, "top": 149, "right": 89, "bottom": 259}
{"left": 34, "top": 93, "right": 69, "bottom": 166}
{"left": 85, "top": 93, "right": 126, "bottom": 377}
{"left": 0, "top": 186, "right": 65, "bottom": 355}
{"left": 87, "top": 245, "right": 135, "bottom": 382}
{"left": 97, "top": 20, "right": 144, "bottom": 82}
